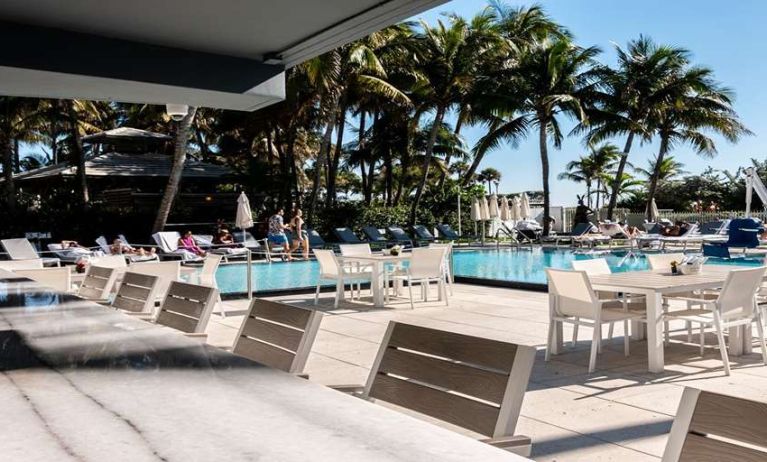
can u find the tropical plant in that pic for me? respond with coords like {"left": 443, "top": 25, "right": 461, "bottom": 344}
{"left": 634, "top": 155, "right": 686, "bottom": 182}
{"left": 477, "top": 167, "right": 502, "bottom": 193}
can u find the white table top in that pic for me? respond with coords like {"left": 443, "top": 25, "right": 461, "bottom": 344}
{"left": 0, "top": 271, "right": 526, "bottom": 462}
{"left": 589, "top": 265, "right": 754, "bottom": 294}
{"left": 338, "top": 253, "right": 412, "bottom": 263}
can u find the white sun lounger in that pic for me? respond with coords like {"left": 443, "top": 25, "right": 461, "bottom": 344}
{"left": 1, "top": 238, "right": 60, "bottom": 267}
{"left": 151, "top": 232, "right": 203, "bottom": 262}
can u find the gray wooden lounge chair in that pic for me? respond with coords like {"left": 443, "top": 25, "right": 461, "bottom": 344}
{"left": 110, "top": 271, "right": 161, "bottom": 318}
{"left": 334, "top": 227, "right": 365, "bottom": 244}
{"left": 662, "top": 387, "right": 767, "bottom": 461}
{"left": 334, "top": 322, "right": 536, "bottom": 456}
{"left": 232, "top": 298, "right": 322, "bottom": 375}
{"left": 78, "top": 265, "right": 119, "bottom": 302}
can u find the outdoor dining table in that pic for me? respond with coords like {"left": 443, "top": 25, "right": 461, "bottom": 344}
{"left": 337, "top": 252, "right": 413, "bottom": 308}
{"left": 0, "top": 270, "right": 529, "bottom": 461}
{"left": 549, "top": 265, "right": 757, "bottom": 373}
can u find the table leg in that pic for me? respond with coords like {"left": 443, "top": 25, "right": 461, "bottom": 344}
{"left": 744, "top": 324, "right": 753, "bottom": 354}
{"left": 371, "top": 262, "right": 384, "bottom": 308}
{"left": 647, "top": 292, "right": 665, "bottom": 373}
{"left": 729, "top": 325, "right": 752, "bottom": 356}
{"left": 549, "top": 293, "right": 563, "bottom": 355}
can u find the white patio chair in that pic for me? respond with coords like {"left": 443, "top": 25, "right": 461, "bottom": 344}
{"left": 128, "top": 261, "right": 181, "bottom": 301}
{"left": 232, "top": 298, "right": 322, "bottom": 375}
{"left": 194, "top": 254, "right": 227, "bottom": 317}
{"left": 78, "top": 265, "right": 119, "bottom": 302}
{"left": 90, "top": 255, "right": 129, "bottom": 268}
{"left": 545, "top": 268, "right": 644, "bottom": 373}
{"left": 387, "top": 247, "right": 449, "bottom": 310}
{"left": 312, "top": 249, "right": 372, "bottom": 308}
{"left": 664, "top": 266, "right": 767, "bottom": 375}
{"left": 0, "top": 259, "right": 43, "bottom": 270}
{"left": 339, "top": 243, "right": 373, "bottom": 296}
{"left": 1, "top": 238, "right": 60, "bottom": 267}
{"left": 15, "top": 267, "right": 73, "bottom": 292}
{"left": 154, "top": 281, "right": 218, "bottom": 341}
{"left": 110, "top": 271, "right": 161, "bottom": 319}
{"left": 429, "top": 242, "right": 454, "bottom": 295}
{"left": 571, "top": 258, "right": 646, "bottom": 345}
{"left": 646, "top": 253, "right": 702, "bottom": 344}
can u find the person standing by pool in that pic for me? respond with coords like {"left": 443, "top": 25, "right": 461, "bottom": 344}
{"left": 268, "top": 208, "right": 292, "bottom": 261}
{"left": 289, "top": 208, "right": 310, "bottom": 260}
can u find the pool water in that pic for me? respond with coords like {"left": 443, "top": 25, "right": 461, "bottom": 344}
{"left": 213, "top": 248, "right": 765, "bottom": 294}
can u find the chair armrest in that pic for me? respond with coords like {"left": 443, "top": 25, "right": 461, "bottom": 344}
{"left": 667, "top": 297, "right": 717, "bottom": 306}
{"left": 184, "top": 333, "right": 208, "bottom": 341}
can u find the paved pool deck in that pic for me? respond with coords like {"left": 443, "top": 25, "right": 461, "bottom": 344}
{"left": 207, "top": 284, "right": 767, "bottom": 461}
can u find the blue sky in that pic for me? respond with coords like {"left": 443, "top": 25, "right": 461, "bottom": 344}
{"left": 409, "top": 0, "right": 766, "bottom": 205}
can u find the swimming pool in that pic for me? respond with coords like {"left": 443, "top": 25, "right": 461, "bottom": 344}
{"left": 213, "top": 248, "right": 765, "bottom": 295}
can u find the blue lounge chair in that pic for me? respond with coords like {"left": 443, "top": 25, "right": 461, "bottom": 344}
{"left": 386, "top": 226, "right": 414, "bottom": 247}
{"left": 306, "top": 229, "right": 329, "bottom": 248}
{"left": 412, "top": 225, "right": 436, "bottom": 244}
{"left": 333, "top": 227, "right": 364, "bottom": 244}
{"left": 362, "top": 226, "right": 388, "bottom": 244}
{"left": 701, "top": 218, "right": 763, "bottom": 257}
{"left": 436, "top": 224, "right": 460, "bottom": 240}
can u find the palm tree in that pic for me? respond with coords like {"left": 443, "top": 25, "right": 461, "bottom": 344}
{"left": 477, "top": 38, "right": 601, "bottom": 236}
{"left": 153, "top": 106, "right": 198, "bottom": 233}
{"left": 644, "top": 68, "right": 750, "bottom": 219}
{"left": 558, "top": 156, "right": 595, "bottom": 206}
{"left": 585, "top": 36, "right": 690, "bottom": 220}
{"left": 478, "top": 167, "right": 502, "bottom": 193}
{"left": 0, "top": 97, "right": 40, "bottom": 211}
{"left": 635, "top": 155, "right": 687, "bottom": 183}
{"left": 604, "top": 172, "right": 644, "bottom": 203}
{"left": 408, "top": 16, "right": 503, "bottom": 225}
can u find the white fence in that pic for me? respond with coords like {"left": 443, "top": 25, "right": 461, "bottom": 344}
{"left": 623, "top": 210, "right": 766, "bottom": 227}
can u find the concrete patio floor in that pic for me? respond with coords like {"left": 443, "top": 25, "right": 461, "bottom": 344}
{"left": 206, "top": 284, "right": 767, "bottom": 461}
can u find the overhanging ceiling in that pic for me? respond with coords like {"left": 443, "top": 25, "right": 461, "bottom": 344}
{"left": 0, "top": 0, "right": 447, "bottom": 110}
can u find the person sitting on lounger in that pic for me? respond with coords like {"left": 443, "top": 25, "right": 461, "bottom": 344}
{"left": 178, "top": 231, "right": 207, "bottom": 257}
{"left": 661, "top": 221, "right": 691, "bottom": 237}
{"left": 110, "top": 239, "right": 156, "bottom": 257}
{"left": 289, "top": 208, "right": 310, "bottom": 260}
{"left": 213, "top": 228, "right": 236, "bottom": 248}
{"left": 268, "top": 208, "right": 292, "bottom": 261}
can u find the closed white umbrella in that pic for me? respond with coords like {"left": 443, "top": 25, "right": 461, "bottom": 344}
{"left": 470, "top": 197, "right": 481, "bottom": 221}
{"left": 235, "top": 192, "right": 254, "bottom": 231}
{"left": 488, "top": 194, "right": 500, "bottom": 218}
{"left": 649, "top": 197, "right": 659, "bottom": 222}
{"left": 500, "top": 196, "right": 511, "bottom": 221}
{"left": 520, "top": 192, "right": 532, "bottom": 220}
{"left": 511, "top": 196, "right": 522, "bottom": 221}
{"left": 480, "top": 196, "right": 490, "bottom": 221}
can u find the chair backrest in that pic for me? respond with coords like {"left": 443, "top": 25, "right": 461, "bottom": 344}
{"left": 95, "top": 236, "right": 111, "bottom": 254}
{"left": 364, "top": 322, "right": 536, "bottom": 438}
{"left": 339, "top": 243, "right": 372, "bottom": 257}
{"left": 306, "top": 229, "right": 325, "bottom": 247}
{"left": 152, "top": 231, "right": 181, "bottom": 252}
{"left": 1, "top": 238, "right": 39, "bottom": 260}
{"left": 570, "top": 222, "right": 594, "bottom": 236}
{"left": 387, "top": 226, "right": 412, "bottom": 242}
{"left": 233, "top": 299, "right": 323, "bottom": 373}
{"left": 436, "top": 224, "right": 459, "bottom": 239}
{"left": 699, "top": 220, "right": 727, "bottom": 235}
{"left": 78, "top": 265, "right": 118, "bottom": 300}
{"left": 362, "top": 226, "right": 387, "bottom": 242}
{"left": 571, "top": 258, "right": 611, "bottom": 275}
{"left": 112, "top": 271, "right": 160, "bottom": 314}
{"left": 199, "top": 254, "right": 222, "bottom": 287}
{"left": 0, "top": 259, "right": 43, "bottom": 270}
{"left": 727, "top": 218, "right": 764, "bottom": 249}
{"left": 90, "top": 255, "right": 128, "bottom": 268}
{"left": 408, "top": 247, "right": 446, "bottom": 279}
{"left": 156, "top": 281, "right": 218, "bottom": 334}
{"left": 194, "top": 234, "right": 214, "bottom": 247}
{"left": 662, "top": 387, "right": 767, "bottom": 462}
{"left": 129, "top": 261, "right": 181, "bottom": 298}
{"left": 412, "top": 225, "right": 435, "bottom": 240}
{"left": 546, "top": 268, "right": 599, "bottom": 318}
{"left": 233, "top": 231, "right": 261, "bottom": 249}
{"left": 646, "top": 253, "right": 686, "bottom": 271}
{"left": 702, "top": 243, "right": 731, "bottom": 259}
{"left": 15, "top": 267, "right": 72, "bottom": 292}
{"left": 334, "top": 227, "right": 363, "bottom": 244}
{"left": 716, "top": 266, "right": 766, "bottom": 320}
{"left": 312, "top": 249, "right": 339, "bottom": 278}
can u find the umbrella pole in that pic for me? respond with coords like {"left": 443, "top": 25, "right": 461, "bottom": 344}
{"left": 457, "top": 195, "right": 462, "bottom": 237}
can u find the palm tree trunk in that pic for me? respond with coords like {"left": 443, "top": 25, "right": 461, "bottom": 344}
{"left": 595, "top": 178, "right": 601, "bottom": 211}
{"left": 438, "top": 119, "right": 463, "bottom": 189}
{"left": 538, "top": 119, "right": 551, "bottom": 237}
{"left": 152, "top": 106, "right": 197, "bottom": 233}
{"left": 606, "top": 132, "right": 635, "bottom": 220}
{"left": 13, "top": 139, "right": 19, "bottom": 173}
{"left": 646, "top": 135, "right": 669, "bottom": 221}
{"left": 586, "top": 180, "right": 592, "bottom": 208}
{"left": 66, "top": 102, "right": 89, "bottom": 205}
{"left": 0, "top": 127, "right": 15, "bottom": 212}
{"left": 326, "top": 107, "right": 346, "bottom": 207}
{"left": 409, "top": 106, "right": 446, "bottom": 225}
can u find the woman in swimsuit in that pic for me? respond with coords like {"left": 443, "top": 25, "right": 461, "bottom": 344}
{"left": 178, "top": 231, "right": 207, "bottom": 257}
{"left": 289, "top": 209, "right": 310, "bottom": 260}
